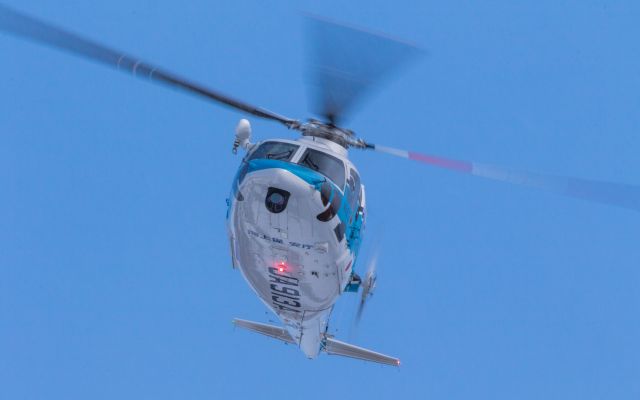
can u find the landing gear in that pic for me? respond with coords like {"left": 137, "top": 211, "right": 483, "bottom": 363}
{"left": 345, "top": 272, "right": 361, "bottom": 293}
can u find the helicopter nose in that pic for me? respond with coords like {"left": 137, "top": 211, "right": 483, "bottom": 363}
{"left": 239, "top": 166, "right": 317, "bottom": 212}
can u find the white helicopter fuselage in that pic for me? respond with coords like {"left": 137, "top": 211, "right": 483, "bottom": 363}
{"left": 226, "top": 136, "right": 365, "bottom": 358}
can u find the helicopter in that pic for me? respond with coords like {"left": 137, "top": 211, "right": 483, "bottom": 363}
{"left": 2, "top": 5, "right": 639, "bottom": 367}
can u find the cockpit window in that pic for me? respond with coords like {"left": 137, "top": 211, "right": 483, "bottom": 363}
{"left": 298, "top": 148, "right": 345, "bottom": 188}
{"left": 248, "top": 141, "right": 299, "bottom": 162}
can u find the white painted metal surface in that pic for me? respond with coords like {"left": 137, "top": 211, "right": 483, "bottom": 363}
{"left": 227, "top": 137, "right": 359, "bottom": 359}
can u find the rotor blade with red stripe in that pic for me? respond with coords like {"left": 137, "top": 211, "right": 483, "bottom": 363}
{"left": 371, "top": 145, "right": 640, "bottom": 212}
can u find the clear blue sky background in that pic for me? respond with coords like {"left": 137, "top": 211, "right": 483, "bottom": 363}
{"left": 1, "top": 1, "right": 639, "bottom": 399}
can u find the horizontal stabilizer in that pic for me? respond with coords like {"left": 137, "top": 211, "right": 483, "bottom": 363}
{"left": 232, "top": 318, "right": 296, "bottom": 344}
{"left": 323, "top": 337, "right": 400, "bottom": 366}
{"left": 233, "top": 318, "right": 399, "bottom": 366}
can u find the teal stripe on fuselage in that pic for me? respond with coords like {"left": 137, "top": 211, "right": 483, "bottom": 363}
{"left": 247, "top": 159, "right": 353, "bottom": 224}
{"left": 247, "top": 159, "right": 327, "bottom": 187}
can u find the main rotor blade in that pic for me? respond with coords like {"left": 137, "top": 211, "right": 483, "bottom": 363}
{"left": 0, "top": 5, "right": 299, "bottom": 127}
{"left": 371, "top": 144, "right": 640, "bottom": 212}
{"left": 305, "top": 16, "right": 421, "bottom": 124}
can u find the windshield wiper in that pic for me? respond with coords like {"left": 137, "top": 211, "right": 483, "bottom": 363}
{"left": 267, "top": 150, "right": 293, "bottom": 161}
{"left": 302, "top": 154, "right": 320, "bottom": 171}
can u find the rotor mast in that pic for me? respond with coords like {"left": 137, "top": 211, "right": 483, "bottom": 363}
{"left": 298, "top": 119, "right": 369, "bottom": 149}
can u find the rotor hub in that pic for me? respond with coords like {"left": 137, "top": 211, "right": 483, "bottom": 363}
{"left": 298, "top": 119, "right": 367, "bottom": 149}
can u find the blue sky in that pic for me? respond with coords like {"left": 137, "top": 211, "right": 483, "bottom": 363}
{"left": 1, "top": 1, "right": 639, "bottom": 399}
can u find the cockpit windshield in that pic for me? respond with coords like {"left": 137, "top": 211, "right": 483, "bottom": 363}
{"left": 248, "top": 141, "right": 299, "bottom": 162}
{"left": 298, "top": 148, "right": 345, "bottom": 188}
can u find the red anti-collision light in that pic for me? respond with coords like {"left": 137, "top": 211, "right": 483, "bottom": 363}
{"left": 277, "top": 261, "right": 287, "bottom": 273}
